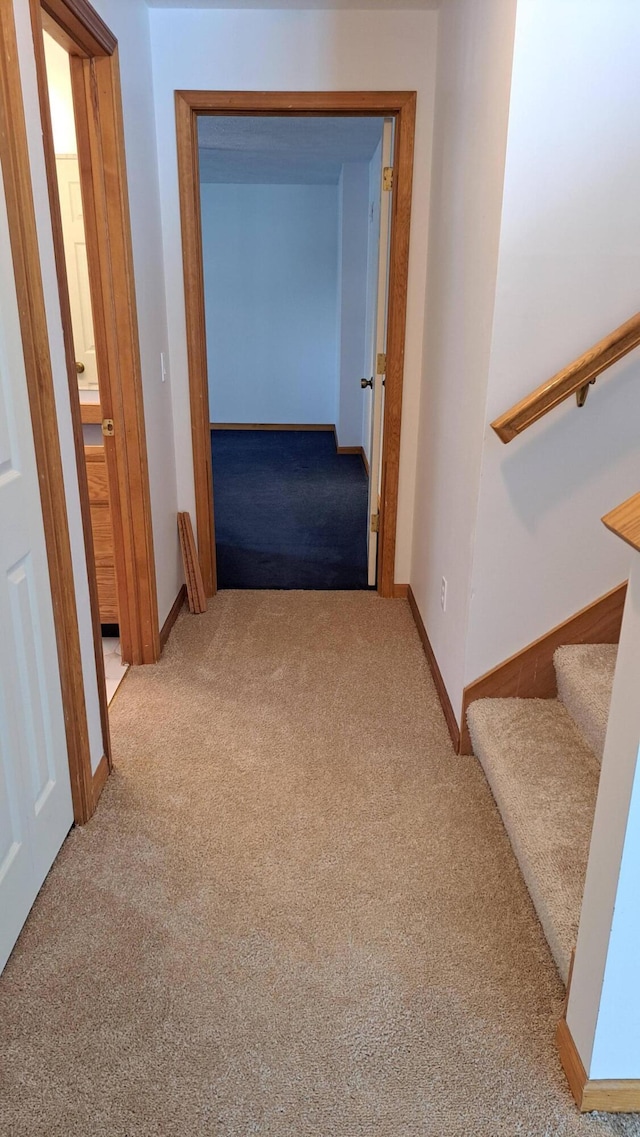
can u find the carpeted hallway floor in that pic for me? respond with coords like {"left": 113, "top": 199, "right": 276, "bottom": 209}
{"left": 211, "top": 429, "right": 369, "bottom": 589}
{"left": 1, "top": 592, "right": 638, "bottom": 1136}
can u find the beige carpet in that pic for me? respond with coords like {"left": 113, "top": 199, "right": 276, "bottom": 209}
{"left": 555, "top": 644, "right": 618, "bottom": 762}
{"left": 466, "top": 697, "right": 600, "bottom": 985}
{"left": 1, "top": 592, "right": 638, "bottom": 1136}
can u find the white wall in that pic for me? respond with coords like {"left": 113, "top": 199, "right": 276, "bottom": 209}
{"left": 149, "top": 7, "right": 438, "bottom": 584}
{"left": 464, "top": 0, "right": 640, "bottom": 689}
{"left": 410, "top": 0, "right": 517, "bottom": 715}
{"left": 336, "top": 162, "right": 370, "bottom": 448}
{"left": 201, "top": 182, "right": 339, "bottom": 425}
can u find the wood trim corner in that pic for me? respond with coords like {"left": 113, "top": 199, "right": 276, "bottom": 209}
{"left": 459, "top": 581, "right": 627, "bottom": 755}
{"left": 177, "top": 91, "right": 415, "bottom": 599}
{"left": 557, "top": 1017, "right": 589, "bottom": 1110}
{"left": 328, "top": 427, "right": 371, "bottom": 476}
{"left": 602, "top": 492, "right": 640, "bottom": 554}
{"left": 556, "top": 1017, "right": 640, "bottom": 1113}
{"left": 407, "top": 585, "right": 460, "bottom": 750}
{"left": 160, "top": 584, "right": 186, "bottom": 649}
{"left": 0, "top": 0, "right": 94, "bottom": 823}
{"left": 41, "top": 0, "right": 116, "bottom": 57}
{"left": 392, "top": 583, "right": 408, "bottom": 598}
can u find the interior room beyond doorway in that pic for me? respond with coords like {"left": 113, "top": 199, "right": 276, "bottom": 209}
{"left": 43, "top": 30, "right": 128, "bottom": 705}
{"left": 198, "top": 115, "right": 387, "bottom": 590}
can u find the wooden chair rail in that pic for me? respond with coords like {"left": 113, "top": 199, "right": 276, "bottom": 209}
{"left": 491, "top": 311, "right": 640, "bottom": 443}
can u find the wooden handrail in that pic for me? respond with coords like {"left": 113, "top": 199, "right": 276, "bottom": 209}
{"left": 603, "top": 492, "right": 640, "bottom": 554}
{"left": 491, "top": 311, "right": 640, "bottom": 443}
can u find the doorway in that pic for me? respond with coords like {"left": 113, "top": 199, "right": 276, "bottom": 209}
{"left": 176, "top": 92, "right": 416, "bottom": 599}
{"left": 200, "top": 115, "right": 389, "bottom": 590}
{"left": 41, "top": 30, "right": 128, "bottom": 702}
{"left": 30, "top": 0, "right": 160, "bottom": 674}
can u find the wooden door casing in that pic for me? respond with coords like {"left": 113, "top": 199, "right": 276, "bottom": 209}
{"left": 175, "top": 90, "right": 417, "bottom": 599}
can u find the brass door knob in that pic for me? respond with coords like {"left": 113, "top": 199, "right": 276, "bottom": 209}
{"left": 360, "top": 377, "right": 373, "bottom": 389}
{"left": 76, "top": 361, "right": 85, "bottom": 374}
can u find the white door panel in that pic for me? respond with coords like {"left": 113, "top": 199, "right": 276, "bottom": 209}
{"left": 367, "top": 120, "right": 394, "bottom": 587}
{"left": 0, "top": 165, "right": 74, "bottom": 974}
{"left": 0, "top": 682, "right": 31, "bottom": 952}
{"left": 56, "top": 155, "right": 99, "bottom": 391}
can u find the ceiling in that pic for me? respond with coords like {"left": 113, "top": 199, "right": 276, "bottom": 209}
{"left": 198, "top": 115, "right": 385, "bottom": 184}
{"left": 149, "top": 0, "right": 436, "bottom": 8}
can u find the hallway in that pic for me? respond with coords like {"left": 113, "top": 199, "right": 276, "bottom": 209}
{"left": 1, "top": 592, "right": 637, "bottom": 1136}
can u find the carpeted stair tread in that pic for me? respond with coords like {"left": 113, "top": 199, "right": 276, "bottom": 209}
{"left": 466, "top": 697, "right": 599, "bottom": 985}
{"left": 554, "top": 643, "right": 617, "bottom": 763}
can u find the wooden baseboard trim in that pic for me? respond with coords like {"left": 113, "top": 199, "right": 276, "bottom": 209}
{"left": 91, "top": 752, "right": 110, "bottom": 813}
{"left": 332, "top": 427, "right": 370, "bottom": 475}
{"left": 336, "top": 442, "right": 369, "bottom": 477}
{"left": 557, "top": 1017, "right": 587, "bottom": 1109}
{"left": 557, "top": 1017, "right": 640, "bottom": 1112}
{"left": 407, "top": 585, "right": 460, "bottom": 750}
{"left": 160, "top": 584, "right": 187, "bottom": 649}
{"left": 459, "top": 581, "right": 627, "bottom": 755}
{"left": 392, "top": 583, "right": 408, "bottom": 598}
{"left": 210, "top": 422, "right": 334, "bottom": 431}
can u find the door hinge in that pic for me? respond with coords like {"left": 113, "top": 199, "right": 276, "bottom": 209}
{"left": 101, "top": 418, "right": 115, "bottom": 437}
{"left": 371, "top": 512, "right": 380, "bottom": 533}
{"left": 376, "top": 352, "right": 387, "bottom": 375}
{"left": 382, "top": 166, "right": 393, "bottom": 191}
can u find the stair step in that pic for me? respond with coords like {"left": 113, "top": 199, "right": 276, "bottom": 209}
{"left": 466, "top": 698, "right": 599, "bottom": 984}
{"left": 554, "top": 644, "right": 617, "bottom": 763}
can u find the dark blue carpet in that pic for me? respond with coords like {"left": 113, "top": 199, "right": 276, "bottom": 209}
{"left": 211, "top": 429, "right": 369, "bottom": 589}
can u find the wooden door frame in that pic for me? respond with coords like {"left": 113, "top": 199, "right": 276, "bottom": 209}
{"left": 0, "top": 0, "right": 99, "bottom": 823}
{"left": 175, "top": 90, "right": 417, "bottom": 598}
{"left": 0, "top": 0, "right": 159, "bottom": 823}
{"left": 31, "top": 0, "right": 160, "bottom": 667}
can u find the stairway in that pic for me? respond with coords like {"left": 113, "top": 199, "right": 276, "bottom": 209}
{"left": 466, "top": 644, "right": 617, "bottom": 985}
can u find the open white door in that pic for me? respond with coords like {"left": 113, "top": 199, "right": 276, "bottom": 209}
{"left": 0, "top": 169, "right": 74, "bottom": 974}
{"left": 56, "top": 156, "right": 99, "bottom": 391}
{"left": 366, "top": 120, "right": 393, "bottom": 586}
